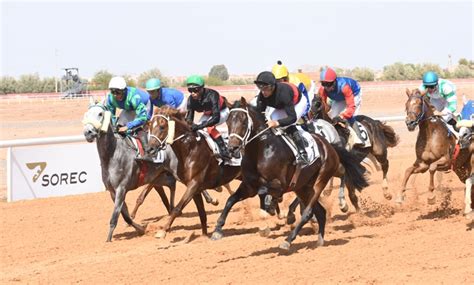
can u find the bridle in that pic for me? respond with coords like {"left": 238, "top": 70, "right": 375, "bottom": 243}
{"left": 406, "top": 94, "right": 428, "bottom": 127}
{"left": 148, "top": 114, "right": 186, "bottom": 149}
{"left": 228, "top": 108, "right": 270, "bottom": 149}
{"left": 82, "top": 104, "right": 111, "bottom": 137}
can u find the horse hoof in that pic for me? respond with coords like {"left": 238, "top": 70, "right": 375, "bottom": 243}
{"left": 211, "top": 199, "right": 219, "bottom": 206}
{"left": 279, "top": 241, "right": 291, "bottom": 251}
{"left": 395, "top": 195, "right": 405, "bottom": 204}
{"left": 316, "top": 234, "right": 325, "bottom": 247}
{"left": 340, "top": 203, "right": 349, "bottom": 213}
{"left": 155, "top": 230, "right": 167, "bottom": 239}
{"left": 323, "top": 189, "right": 332, "bottom": 196}
{"left": 211, "top": 231, "right": 223, "bottom": 241}
{"left": 427, "top": 195, "right": 436, "bottom": 205}
{"left": 258, "top": 225, "right": 271, "bottom": 237}
{"left": 464, "top": 211, "right": 474, "bottom": 220}
{"left": 287, "top": 214, "right": 296, "bottom": 225}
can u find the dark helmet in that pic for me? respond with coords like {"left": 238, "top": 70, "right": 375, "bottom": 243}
{"left": 254, "top": 71, "right": 276, "bottom": 86}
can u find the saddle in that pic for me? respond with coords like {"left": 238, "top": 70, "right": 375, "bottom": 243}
{"left": 273, "top": 126, "right": 319, "bottom": 166}
{"left": 196, "top": 130, "right": 242, "bottom": 166}
{"left": 121, "top": 133, "right": 166, "bottom": 163}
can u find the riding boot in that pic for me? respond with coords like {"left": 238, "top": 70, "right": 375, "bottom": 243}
{"left": 135, "top": 131, "right": 154, "bottom": 162}
{"left": 286, "top": 126, "right": 309, "bottom": 165}
{"left": 214, "top": 136, "right": 232, "bottom": 162}
{"left": 350, "top": 121, "right": 365, "bottom": 147}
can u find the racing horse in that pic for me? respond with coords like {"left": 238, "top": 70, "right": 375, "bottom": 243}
{"left": 147, "top": 106, "right": 241, "bottom": 239}
{"left": 82, "top": 101, "right": 172, "bottom": 242}
{"left": 453, "top": 98, "right": 474, "bottom": 218}
{"left": 310, "top": 94, "right": 399, "bottom": 201}
{"left": 211, "top": 98, "right": 368, "bottom": 250}
{"left": 397, "top": 88, "right": 457, "bottom": 205}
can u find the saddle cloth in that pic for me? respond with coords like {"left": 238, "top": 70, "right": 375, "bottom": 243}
{"left": 350, "top": 122, "right": 372, "bottom": 148}
{"left": 273, "top": 126, "right": 320, "bottom": 166}
{"left": 196, "top": 130, "right": 242, "bottom": 166}
{"left": 311, "top": 119, "right": 341, "bottom": 145}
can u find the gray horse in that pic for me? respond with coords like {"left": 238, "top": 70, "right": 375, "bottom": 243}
{"left": 83, "top": 101, "right": 171, "bottom": 242}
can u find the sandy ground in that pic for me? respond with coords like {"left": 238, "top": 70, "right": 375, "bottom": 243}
{"left": 0, "top": 82, "right": 473, "bottom": 284}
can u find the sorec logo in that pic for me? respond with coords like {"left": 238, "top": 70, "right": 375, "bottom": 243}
{"left": 26, "top": 162, "right": 87, "bottom": 187}
{"left": 26, "top": 162, "right": 47, "bottom": 182}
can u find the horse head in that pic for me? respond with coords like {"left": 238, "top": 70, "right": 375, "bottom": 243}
{"left": 404, "top": 88, "right": 432, "bottom": 131}
{"left": 227, "top": 97, "right": 253, "bottom": 157}
{"left": 82, "top": 100, "right": 112, "bottom": 142}
{"left": 148, "top": 106, "right": 188, "bottom": 151}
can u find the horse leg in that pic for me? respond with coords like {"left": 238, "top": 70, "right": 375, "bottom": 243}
{"left": 130, "top": 184, "right": 154, "bottom": 219}
{"left": 211, "top": 183, "right": 248, "bottom": 241}
{"left": 312, "top": 201, "right": 326, "bottom": 247}
{"left": 338, "top": 176, "right": 349, "bottom": 213}
{"left": 120, "top": 200, "right": 145, "bottom": 235}
{"left": 464, "top": 174, "right": 473, "bottom": 217}
{"left": 106, "top": 189, "right": 120, "bottom": 242}
{"left": 286, "top": 197, "right": 300, "bottom": 225}
{"left": 107, "top": 187, "right": 143, "bottom": 241}
{"left": 280, "top": 178, "right": 329, "bottom": 250}
{"left": 166, "top": 173, "right": 177, "bottom": 211}
{"left": 155, "top": 180, "right": 200, "bottom": 239}
{"left": 155, "top": 186, "right": 171, "bottom": 214}
{"left": 202, "top": 190, "right": 219, "bottom": 206}
{"left": 224, "top": 183, "right": 234, "bottom": 195}
{"left": 192, "top": 193, "right": 208, "bottom": 236}
{"left": 376, "top": 154, "right": 392, "bottom": 200}
{"left": 397, "top": 162, "right": 428, "bottom": 204}
{"left": 323, "top": 177, "right": 334, "bottom": 196}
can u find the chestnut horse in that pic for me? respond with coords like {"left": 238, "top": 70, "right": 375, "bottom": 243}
{"left": 398, "top": 88, "right": 457, "bottom": 205}
{"left": 147, "top": 106, "right": 241, "bottom": 239}
{"left": 310, "top": 94, "right": 399, "bottom": 201}
{"left": 211, "top": 98, "right": 368, "bottom": 250}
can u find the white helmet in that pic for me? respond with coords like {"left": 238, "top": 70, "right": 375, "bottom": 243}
{"left": 108, "top": 76, "right": 127, "bottom": 90}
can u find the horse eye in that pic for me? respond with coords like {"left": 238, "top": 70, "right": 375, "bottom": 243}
{"left": 99, "top": 113, "right": 103, "bottom": 117}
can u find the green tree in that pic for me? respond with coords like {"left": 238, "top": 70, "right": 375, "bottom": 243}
{"left": 41, "top": 77, "right": 56, "bottom": 92}
{"left": 206, "top": 76, "right": 226, "bottom": 86}
{"left": 137, "top": 68, "right": 168, "bottom": 88}
{"left": 453, "top": 65, "right": 474, "bottom": 78}
{"left": 351, "top": 67, "right": 375, "bottom": 81}
{"left": 458, "top": 58, "right": 469, "bottom": 66}
{"left": 0, "top": 76, "right": 17, "bottom": 94}
{"left": 16, "top": 73, "right": 43, "bottom": 93}
{"left": 123, "top": 74, "right": 137, "bottom": 87}
{"left": 208, "top": 64, "right": 229, "bottom": 81}
{"left": 91, "top": 70, "right": 113, "bottom": 90}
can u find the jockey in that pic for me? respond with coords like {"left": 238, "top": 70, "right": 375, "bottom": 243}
{"left": 254, "top": 71, "right": 309, "bottom": 165}
{"left": 184, "top": 75, "right": 232, "bottom": 161}
{"left": 272, "top": 61, "right": 316, "bottom": 120}
{"left": 318, "top": 67, "right": 364, "bottom": 147}
{"left": 145, "top": 78, "right": 187, "bottom": 112}
{"left": 105, "top": 76, "right": 153, "bottom": 162}
{"left": 419, "top": 71, "right": 458, "bottom": 132}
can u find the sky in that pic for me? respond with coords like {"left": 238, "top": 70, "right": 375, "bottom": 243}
{"left": 1, "top": 0, "right": 473, "bottom": 79}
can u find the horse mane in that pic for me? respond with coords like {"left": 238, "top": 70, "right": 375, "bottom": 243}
{"left": 155, "top": 106, "right": 190, "bottom": 130}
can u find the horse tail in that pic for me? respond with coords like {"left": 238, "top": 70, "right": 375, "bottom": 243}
{"left": 333, "top": 144, "right": 370, "bottom": 192}
{"left": 377, "top": 121, "right": 400, "bottom": 148}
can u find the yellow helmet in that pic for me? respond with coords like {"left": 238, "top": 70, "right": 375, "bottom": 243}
{"left": 271, "top": 60, "right": 289, "bottom": 80}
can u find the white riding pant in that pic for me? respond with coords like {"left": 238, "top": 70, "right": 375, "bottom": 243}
{"left": 328, "top": 93, "right": 362, "bottom": 120}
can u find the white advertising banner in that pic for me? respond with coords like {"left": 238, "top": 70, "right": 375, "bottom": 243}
{"left": 8, "top": 143, "right": 104, "bottom": 202}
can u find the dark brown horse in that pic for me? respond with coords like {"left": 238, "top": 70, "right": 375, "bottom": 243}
{"left": 147, "top": 106, "right": 241, "bottom": 239}
{"left": 397, "top": 88, "right": 457, "bottom": 205}
{"left": 310, "top": 94, "right": 399, "bottom": 200}
{"left": 211, "top": 98, "right": 368, "bottom": 250}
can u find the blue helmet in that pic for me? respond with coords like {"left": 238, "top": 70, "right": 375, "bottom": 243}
{"left": 422, "top": 71, "right": 438, "bottom": 87}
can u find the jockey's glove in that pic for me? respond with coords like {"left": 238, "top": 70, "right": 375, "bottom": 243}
{"left": 191, "top": 123, "right": 203, "bottom": 132}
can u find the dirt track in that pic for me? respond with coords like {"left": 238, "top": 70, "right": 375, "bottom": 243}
{"left": 1, "top": 83, "right": 473, "bottom": 284}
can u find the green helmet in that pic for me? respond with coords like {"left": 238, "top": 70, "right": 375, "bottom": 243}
{"left": 186, "top": 75, "right": 205, "bottom": 87}
{"left": 145, "top": 78, "right": 161, "bottom": 91}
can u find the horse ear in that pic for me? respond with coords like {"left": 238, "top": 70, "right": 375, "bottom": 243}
{"left": 240, "top": 97, "right": 247, "bottom": 107}
{"left": 419, "top": 89, "right": 427, "bottom": 97}
{"left": 89, "top": 96, "right": 95, "bottom": 106}
{"left": 405, "top": 88, "right": 411, "bottom": 97}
